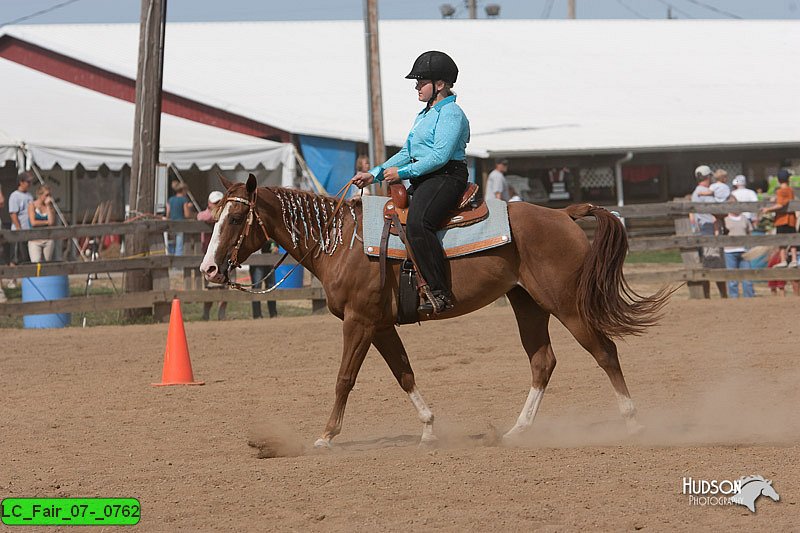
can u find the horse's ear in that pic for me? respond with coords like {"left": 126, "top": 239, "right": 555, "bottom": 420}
{"left": 217, "top": 171, "right": 235, "bottom": 191}
{"left": 246, "top": 173, "right": 258, "bottom": 194}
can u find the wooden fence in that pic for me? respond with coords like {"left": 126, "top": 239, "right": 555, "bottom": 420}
{"left": 0, "top": 220, "right": 325, "bottom": 320}
{"left": 2, "top": 199, "right": 800, "bottom": 319}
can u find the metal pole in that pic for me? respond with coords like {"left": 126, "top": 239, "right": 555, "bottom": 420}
{"left": 615, "top": 151, "right": 634, "bottom": 227}
{"left": 568, "top": 0, "right": 576, "bottom": 19}
{"left": 467, "top": 0, "right": 477, "bottom": 19}
{"left": 125, "top": 0, "right": 167, "bottom": 320}
{"left": 363, "top": 0, "right": 385, "bottom": 171}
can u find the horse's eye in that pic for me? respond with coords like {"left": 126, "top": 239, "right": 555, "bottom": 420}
{"left": 229, "top": 217, "right": 242, "bottom": 225}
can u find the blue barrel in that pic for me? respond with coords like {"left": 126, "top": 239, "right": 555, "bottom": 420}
{"left": 275, "top": 247, "right": 304, "bottom": 289}
{"left": 22, "top": 275, "right": 71, "bottom": 328}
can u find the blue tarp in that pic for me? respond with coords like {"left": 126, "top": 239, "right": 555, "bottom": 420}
{"left": 298, "top": 135, "right": 357, "bottom": 195}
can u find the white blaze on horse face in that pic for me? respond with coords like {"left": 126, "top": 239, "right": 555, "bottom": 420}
{"left": 200, "top": 202, "right": 231, "bottom": 275}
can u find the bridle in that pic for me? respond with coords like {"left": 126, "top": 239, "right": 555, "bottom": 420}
{"left": 224, "top": 192, "right": 271, "bottom": 270}
{"left": 220, "top": 180, "right": 355, "bottom": 294}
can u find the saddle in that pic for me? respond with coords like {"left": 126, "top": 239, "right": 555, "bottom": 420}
{"left": 379, "top": 182, "right": 485, "bottom": 324}
{"left": 382, "top": 182, "right": 487, "bottom": 235}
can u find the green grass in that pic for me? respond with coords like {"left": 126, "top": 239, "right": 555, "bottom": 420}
{"left": 625, "top": 249, "right": 682, "bottom": 264}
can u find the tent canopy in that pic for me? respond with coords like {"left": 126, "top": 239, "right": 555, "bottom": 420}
{"left": 3, "top": 20, "right": 798, "bottom": 157}
{"left": 0, "top": 58, "right": 296, "bottom": 184}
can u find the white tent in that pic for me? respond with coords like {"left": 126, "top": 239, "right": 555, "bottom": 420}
{"left": 3, "top": 20, "right": 798, "bottom": 157}
{"left": 0, "top": 58, "right": 296, "bottom": 184}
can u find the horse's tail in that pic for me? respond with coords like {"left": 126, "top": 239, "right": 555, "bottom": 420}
{"left": 570, "top": 204, "right": 671, "bottom": 339}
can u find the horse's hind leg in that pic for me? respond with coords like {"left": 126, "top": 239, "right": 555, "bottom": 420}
{"left": 560, "top": 313, "right": 644, "bottom": 434}
{"left": 315, "top": 315, "right": 374, "bottom": 449}
{"left": 502, "top": 286, "right": 556, "bottom": 445}
{"left": 372, "top": 326, "right": 437, "bottom": 446}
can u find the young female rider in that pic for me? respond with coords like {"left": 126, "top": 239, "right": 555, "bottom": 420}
{"left": 352, "top": 50, "right": 470, "bottom": 315}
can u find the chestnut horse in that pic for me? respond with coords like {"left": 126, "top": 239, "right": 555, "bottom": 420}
{"left": 201, "top": 175, "right": 669, "bottom": 448}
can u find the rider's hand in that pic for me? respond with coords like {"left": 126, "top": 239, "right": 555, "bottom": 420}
{"left": 352, "top": 172, "right": 374, "bottom": 189}
{"left": 383, "top": 167, "right": 400, "bottom": 183}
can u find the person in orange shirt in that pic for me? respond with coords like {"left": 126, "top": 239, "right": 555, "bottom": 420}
{"left": 761, "top": 169, "right": 798, "bottom": 275}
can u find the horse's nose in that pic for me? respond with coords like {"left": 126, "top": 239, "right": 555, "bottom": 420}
{"left": 204, "top": 264, "right": 218, "bottom": 277}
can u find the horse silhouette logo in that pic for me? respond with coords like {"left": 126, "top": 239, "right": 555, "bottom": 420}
{"left": 729, "top": 476, "right": 780, "bottom": 512}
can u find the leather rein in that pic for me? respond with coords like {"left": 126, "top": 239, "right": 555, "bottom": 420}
{"left": 222, "top": 182, "right": 354, "bottom": 294}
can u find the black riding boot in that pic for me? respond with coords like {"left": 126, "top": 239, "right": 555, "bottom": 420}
{"left": 418, "top": 288, "right": 454, "bottom": 316}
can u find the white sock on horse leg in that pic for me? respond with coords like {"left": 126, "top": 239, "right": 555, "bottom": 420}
{"left": 504, "top": 387, "right": 545, "bottom": 440}
{"left": 408, "top": 388, "right": 436, "bottom": 442}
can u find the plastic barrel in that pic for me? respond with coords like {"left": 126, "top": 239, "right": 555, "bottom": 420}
{"left": 275, "top": 247, "right": 304, "bottom": 289}
{"left": 22, "top": 275, "right": 71, "bottom": 328}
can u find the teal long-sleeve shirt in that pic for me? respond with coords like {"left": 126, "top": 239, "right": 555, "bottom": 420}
{"left": 369, "top": 95, "right": 470, "bottom": 181}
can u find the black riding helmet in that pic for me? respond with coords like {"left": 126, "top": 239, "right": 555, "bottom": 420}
{"left": 405, "top": 51, "right": 458, "bottom": 85}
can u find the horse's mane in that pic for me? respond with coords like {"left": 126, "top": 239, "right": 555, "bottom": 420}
{"left": 268, "top": 187, "right": 360, "bottom": 255}
{"left": 739, "top": 475, "right": 768, "bottom": 486}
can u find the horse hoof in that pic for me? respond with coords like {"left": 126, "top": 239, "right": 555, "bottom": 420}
{"left": 501, "top": 430, "right": 525, "bottom": 447}
{"left": 626, "top": 421, "right": 646, "bottom": 436}
{"left": 418, "top": 435, "right": 439, "bottom": 449}
{"left": 313, "top": 438, "right": 332, "bottom": 450}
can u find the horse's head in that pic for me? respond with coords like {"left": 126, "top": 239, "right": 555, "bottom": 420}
{"left": 761, "top": 480, "right": 780, "bottom": 502}
{"left": 200, "top": 173, "right": 272, "bottom": 284}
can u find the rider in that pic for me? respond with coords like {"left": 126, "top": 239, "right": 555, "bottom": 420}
{"left": 352, "top": 50, "right": 470, "bottom": 315}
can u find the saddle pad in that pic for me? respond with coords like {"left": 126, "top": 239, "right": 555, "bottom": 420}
{"left": 362, "top": 195, "right": 511, "bottom": 259}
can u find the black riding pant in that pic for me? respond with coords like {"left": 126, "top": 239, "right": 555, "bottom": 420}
{"left": 406, "top": 164, "right": 468, "bottom": 294}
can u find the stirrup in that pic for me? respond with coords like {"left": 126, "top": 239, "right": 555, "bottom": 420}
{"left": 418, "top": 288, "right": 454, "bottom": 316}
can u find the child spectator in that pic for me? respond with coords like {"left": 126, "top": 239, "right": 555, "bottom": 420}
{"left": 723, "top": 199, "right": 754, "bottom": 298}
{"left": 767, "top": 249, "right": 786, "bottom": 296}
{"left": 760, "top": 169, "right": 797, "bottom": 268}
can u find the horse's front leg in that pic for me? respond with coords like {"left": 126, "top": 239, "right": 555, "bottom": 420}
{"left": 314, "top": 314, "right": 374, "bottom": 449}
{"left": 372, "top": 326, "right": 437, "bottom": 447}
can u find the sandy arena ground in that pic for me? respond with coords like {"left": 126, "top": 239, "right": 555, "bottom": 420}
{"left": 2, "top": 292, "right": 798, "bottom": 531}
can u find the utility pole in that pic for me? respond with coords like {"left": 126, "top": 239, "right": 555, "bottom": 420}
{"left": 467, "top": 0, "right": 477, "bottom": 19}
{"left": 363, "top": 0, "right": 385, "bottom": 174}
{"left": 568, "top": 0, "right": 576, "bottom": 19}
{"left": 125, "top": 0, "right": 167, "bottom": 321}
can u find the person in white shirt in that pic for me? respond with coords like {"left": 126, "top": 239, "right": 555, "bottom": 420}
{"left": 730, "top": 174, "right": 759, "bottom": 227}
{"left": 723, "top": 198, "right": 755, "bottom": 298}
{"left": 484, "top": 159, "right": 509, "bottom": 201}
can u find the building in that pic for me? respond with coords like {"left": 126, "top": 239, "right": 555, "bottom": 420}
{"left": 2, "top": 19, "right": 797, "bottom": 209}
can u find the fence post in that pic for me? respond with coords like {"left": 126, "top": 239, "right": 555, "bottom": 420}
{"left": 152, "top": 267, "right": 171, "bottom": 322}
{"left": 674, "top": 218, "right": 706, "bottom": 299}
{"left": 311, "top": 276, "right": 327, "bottom": 314}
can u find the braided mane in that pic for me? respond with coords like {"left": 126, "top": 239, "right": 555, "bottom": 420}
{"left": 272, "top": 188, "right": 360, "bottom": 256}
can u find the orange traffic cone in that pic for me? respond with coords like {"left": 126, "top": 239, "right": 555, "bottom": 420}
{"left": 152, "top": 299, "right": 204, "bottom": 386}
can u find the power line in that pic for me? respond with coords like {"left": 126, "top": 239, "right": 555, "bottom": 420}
{"left": 680, "top": 0, "right": 742, "bottom": 19}
{"left": 651, "top": 0, "right": 694, "bottom": 18}
{"left": 0, "top": 0, "right": 83, "bottom": 29}
{"left": 616, "top": 0, "right": 648, "bottom": 18}
{"left": 541, "top": 0, "right": 555, "bottom": 19}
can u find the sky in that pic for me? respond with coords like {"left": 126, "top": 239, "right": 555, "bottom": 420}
{"left": 1, "top": 0, "right": 798, "bottom": 27}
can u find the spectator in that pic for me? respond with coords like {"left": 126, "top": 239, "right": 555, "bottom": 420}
{"left": 731, "top": 174, "right": 759, "bottom": 229}
{"left": 249, "top": 241, "right": 278, "bottom": 320}
{"left": 710, "top": 169, "right": 731, "bottom": 202}
{"left": 0, "top": 185, "right": 5, "bottom": 302}
{"left": 691, "top": 165, "right": 727, "bottom": 298}
{"left": 484, "top": 158, "right": 509, "bottom": 201}
{"left": 767, "top": 249, "right": 787, "bottom": 296}
{"left": 27, "top": 185, "right": 56, "bottom": 262}
{"left": 166, "top": 182, "right": 193, "bottom": 256}
{"left": 7, "top": 173, "right": 34, "bottom": 287}
{"left": 197, "top": 191, "right": 228, "bottom": 320}
{"left": 508, "top": 186, "right": 522, "bottom": 202}
{"left": 760, "top": 169, "right": 797, "bottom": 268}
{"left": 723, "top": 198, "right": 754, "bottom": 298}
